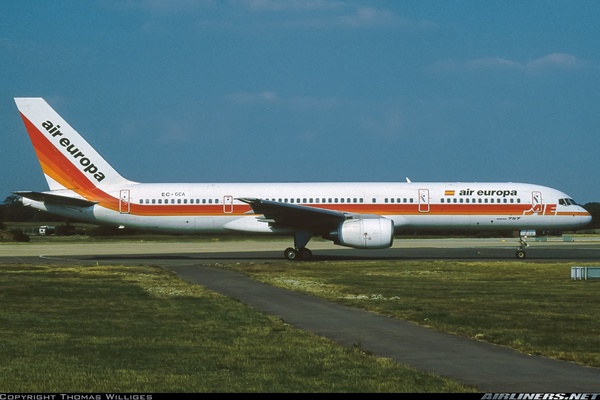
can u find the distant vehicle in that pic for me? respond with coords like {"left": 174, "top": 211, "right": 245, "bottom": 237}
{"left": 13, "top": 97, "right": 592, "bottom": 260}
{"left": 38, "top": 225, "right": 55, "bottom": 235}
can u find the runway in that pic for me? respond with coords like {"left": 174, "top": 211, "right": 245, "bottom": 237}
{"left": 3, "top": 236, "right": 600, "bottom": 265}
{"left": 2, "top": 236, "right": 600, "bottom": 392}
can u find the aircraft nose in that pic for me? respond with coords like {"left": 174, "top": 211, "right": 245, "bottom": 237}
{"left": 581, "top": 208, "right": 593, "bottom": 225}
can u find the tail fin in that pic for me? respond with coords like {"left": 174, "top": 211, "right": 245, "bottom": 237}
{"left": 14, "top": 98, "right": 134, "bottom": 191}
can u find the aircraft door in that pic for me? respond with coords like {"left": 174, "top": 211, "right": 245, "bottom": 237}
{"left": 223, "top": 195, "right": 234, "bottom": 214}
{"left": 418, "top": 189, "right": 430, "bottom": 213}
{"left": 532, "top": 191, "right": 543, "bottom": 213}
{"left": 119, "top": 190, "right": 131, "bottom": 214}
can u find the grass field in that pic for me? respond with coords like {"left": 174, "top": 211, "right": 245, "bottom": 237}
{"left": 0, "top": 263, "right": 476, "bottom": 393}
{"left": 1, "top": 232, "right": 599, "bottom": 392}
{"left": 221, "top": 260, "right": 600, "bottom": 368}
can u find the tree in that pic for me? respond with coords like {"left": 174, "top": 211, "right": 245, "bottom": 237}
{"left": 0, "top": 195, "right": 62, "bottom": 222}
{"left": 0, "top": 195, "right": 35, "bottom": 222}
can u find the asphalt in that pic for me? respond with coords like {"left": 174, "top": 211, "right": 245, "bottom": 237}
{"left": 166, "top": 263, "right": 600, "bottom": 393}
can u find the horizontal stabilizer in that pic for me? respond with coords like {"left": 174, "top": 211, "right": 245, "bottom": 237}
{"left": 13, "top": 191, "right": 97, "bottom": 208}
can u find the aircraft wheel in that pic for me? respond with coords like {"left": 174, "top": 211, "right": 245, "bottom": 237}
{"left": 299, "top": 248, "right": 312, "bottom": 261}
{"left": 284, "top": 247, "right": 299, "bottom": 261}
{"left": 515, "top": 250, "right": 526, "bottom": 259}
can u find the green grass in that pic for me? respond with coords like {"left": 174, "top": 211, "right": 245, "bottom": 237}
{"left": 0, "top": 264, "right": 475, "bottom": 393}
{"left": 221, "top": 260, "right": 600, "bottom": 368}
{"left": 3, "top": 258, "right": 599, "bottom": 392}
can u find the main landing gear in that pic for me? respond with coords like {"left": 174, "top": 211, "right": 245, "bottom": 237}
{"left": 284, "top": 247, "right": 313, "bottom": 261}
{"left": 515, "top": 236, "right": 529, "bottom": 259}
{"left": 284, "top": 231, "right": 313, "bottom": 261}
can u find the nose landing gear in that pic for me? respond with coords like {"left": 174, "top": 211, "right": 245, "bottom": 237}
{"left": 516, "top": 236, "right": 529, "bottom": 259}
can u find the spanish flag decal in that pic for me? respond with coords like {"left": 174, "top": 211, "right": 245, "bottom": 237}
{"left": 445, "top": 190, "right": 455, "bottom": 196}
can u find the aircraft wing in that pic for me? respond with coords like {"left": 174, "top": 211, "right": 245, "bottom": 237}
{"left": 13, "top": 191, "right": 98, "bottom": 208}
{"left": 237, "top": 197, "right": 347, "bottom": 233}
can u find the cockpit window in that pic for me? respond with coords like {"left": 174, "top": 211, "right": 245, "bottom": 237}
{"left": 559, "top": 198, "right": 578, "bottom": 206}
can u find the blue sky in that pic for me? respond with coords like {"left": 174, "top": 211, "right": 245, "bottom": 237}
{"left": 1, "top": 1, "right": 599, "bottom": 204}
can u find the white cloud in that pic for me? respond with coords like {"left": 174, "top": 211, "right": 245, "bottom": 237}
{"left": 243, "top": 0, "right": 339, "bottom": 12}
{"left": 464, "top": 57, "right": 521, "bottom": 70}
{"left": 283, "top": 6, "right": 435, "bottom": 30}
{"left": 288, "top": 96, "right": 349, "bottom": 109}
{"left": 525, "top": 53, "right": 581, "bottom": 70}
{"left": 104, "top": 0, "right": 434, "bottom": 32}
{"left": 429, "top": 53, "right": 584, "bottom": 73}
{"left": 105, "top": 0, "right": 211, "bottom": 13}
{"left": 225, "top": 91, "right": 280, "bottom": 104}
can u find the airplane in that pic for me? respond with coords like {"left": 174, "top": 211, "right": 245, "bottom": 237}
{"left": 12, "top": 97, "right": 592, "bottom": 261}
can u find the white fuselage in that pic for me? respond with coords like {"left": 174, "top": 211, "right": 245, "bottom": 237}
{"left": 25, "top": 181, "right": 591, "bottom": 235}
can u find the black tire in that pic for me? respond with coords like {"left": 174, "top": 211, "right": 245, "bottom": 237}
{"left": 284, "top": 247, "right": 299, "bottom": 261}
{"left": 299, "top": 248, "right": 312, "bottom": 261}
{"left": 515, "top": 250, "right": 526, "bottom": 259}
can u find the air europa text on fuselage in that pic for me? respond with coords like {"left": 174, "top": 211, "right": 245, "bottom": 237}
{"left": 41, "top": 120, "right": 106, "bottom": 182}
{"left": 459, "top": 189, "right": 518, "bottom": 197}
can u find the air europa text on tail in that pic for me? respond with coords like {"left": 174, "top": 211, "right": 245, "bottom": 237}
{"left": 41, "top": 120, "right": 106, "bottom": 182}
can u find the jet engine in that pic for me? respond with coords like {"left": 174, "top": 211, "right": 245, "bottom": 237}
{"left": 326, "top": 217, "right": 394, "bottom": 249}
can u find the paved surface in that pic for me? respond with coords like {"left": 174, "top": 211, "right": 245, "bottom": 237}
{"left": 1, "top": 237, "right": 600, "bottom": 392}
{"left": 168, "top": 264, "right": 600, "bottom": 392}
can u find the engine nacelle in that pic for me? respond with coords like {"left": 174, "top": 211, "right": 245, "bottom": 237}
{"left": 328, "top": 217, "right": 394, "bottom": 249}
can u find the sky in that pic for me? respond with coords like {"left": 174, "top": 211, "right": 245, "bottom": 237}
{"left": 1, "top": 1, "right": 599, "bottom": 204}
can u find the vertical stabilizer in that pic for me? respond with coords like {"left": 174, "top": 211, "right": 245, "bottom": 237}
{"left": 14, "top": 98, "right": 133, "bottom": 191}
